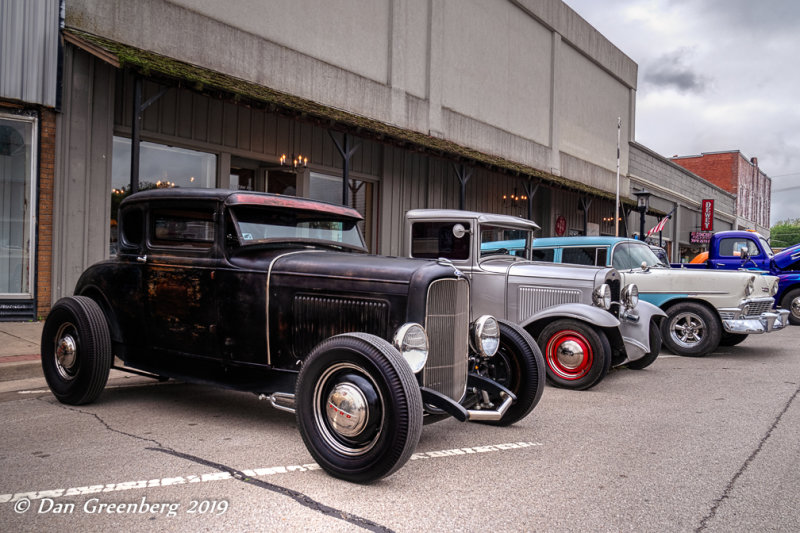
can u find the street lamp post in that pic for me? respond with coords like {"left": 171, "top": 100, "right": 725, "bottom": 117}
{"left": 633, "top": 190, "right": 651, "bottom": 241}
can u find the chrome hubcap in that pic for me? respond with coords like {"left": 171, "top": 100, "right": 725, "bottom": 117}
{"left": 54, "top": 323, "right": 79, "bottom": 381}
{"left": 791, "top": 297, "right": 800, "bottom": 320}
{"left": 556, "top": 340, "right": 585, "bottom": 370}
{"left": 670, "top": 312, "right": 705, "bottom": 348}
{"left": 325, "top": 382, "right": 368, "bottom": 438}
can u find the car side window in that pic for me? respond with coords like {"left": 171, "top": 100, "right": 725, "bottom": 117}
{"left": 562, "top": 247, "right": 600, "bottom": 266}
{"left": 531, "top": 248, "right": 554, "bottom": 261}
{"left": 411, "top": 222, "right": 470, "bottom": 260}
{"left": 719, "top": 238, "right": 758, "bottom": 257}
{"left": 119, "top": 208, "right": 144, "bottom": 251}
{"left": 151, "top": 209, "right": 215, "bottom": 249}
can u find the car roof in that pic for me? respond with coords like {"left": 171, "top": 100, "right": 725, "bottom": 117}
{"left": 120, "top": 188, "right": 363, "bottom": 220}
{"left": 532, "top": 236, "right": 641, "bottom": 246}
{"left": 405, "top": 209, "right": 540, "bottom": 230}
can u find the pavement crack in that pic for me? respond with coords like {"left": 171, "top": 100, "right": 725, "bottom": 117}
{"left": 38, "top": 397, "right": 392, "bottom": 532}
{"left": 696, "top": 382, "right": 800, "bottom": 532}
{"left": 150, "top": 447, "right": 394, "bottom": 533}
{"left": 38, "top": 396, "right": 172, "bottom": 450}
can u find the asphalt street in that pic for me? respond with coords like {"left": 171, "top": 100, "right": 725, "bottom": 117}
{"left": 1, "top": 326, "right": 798, "bottom": 532}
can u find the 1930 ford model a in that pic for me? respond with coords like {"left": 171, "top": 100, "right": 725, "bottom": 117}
{"left": 41, "top": 189, "right": 544, "bottom": 483}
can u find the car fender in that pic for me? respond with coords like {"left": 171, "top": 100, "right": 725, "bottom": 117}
{"left": 519, "top": 303, "right": 620, "bottom": 331}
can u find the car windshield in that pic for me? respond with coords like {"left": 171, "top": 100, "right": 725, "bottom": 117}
{"left": 231, "top": 206, "right": 366, "bottom": 251}
{"left": 759, "top": 236, "right": 774, "bottom": 257}
{"left": 480, "top": 226, "right": 530, "bottom": 258}
{"left": 612, "top": 242, "right": 664, "bottom": 270}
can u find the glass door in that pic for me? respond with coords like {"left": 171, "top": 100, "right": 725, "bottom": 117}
{"left": 0, "top": 114, "right": 36, "bottom": 302}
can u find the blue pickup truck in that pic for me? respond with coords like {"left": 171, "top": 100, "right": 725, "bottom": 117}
{"left": 671, "top": 230, "right": 800, "bottom": 325}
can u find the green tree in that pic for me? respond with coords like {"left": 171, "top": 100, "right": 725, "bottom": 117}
{"left": 770, "top": 218, "right": 800, "bottom": 248}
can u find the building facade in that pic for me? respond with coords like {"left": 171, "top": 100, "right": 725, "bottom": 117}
{"left": 671, "top": 151, "right": 772, "bottom": 235}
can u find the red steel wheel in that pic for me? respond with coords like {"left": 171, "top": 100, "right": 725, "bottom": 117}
{"left": 536, "top": 319, "right": 611, "bottom": 391}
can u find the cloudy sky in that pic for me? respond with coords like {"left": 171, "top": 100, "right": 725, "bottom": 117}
{"left": 563, "top": 0, "right": 800, "bottom": 226}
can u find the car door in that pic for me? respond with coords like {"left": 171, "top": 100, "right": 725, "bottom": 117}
{"left": 143, "top": 204, "right": 220, "bottom": 361}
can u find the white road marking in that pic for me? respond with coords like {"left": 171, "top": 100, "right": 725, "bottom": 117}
{"left": 0, "top": 441, "right": 542, "bottom": 504}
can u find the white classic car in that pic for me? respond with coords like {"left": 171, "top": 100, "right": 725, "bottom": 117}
{"left": 531, "top": 236, "right": 789, "bottom": 356}
{"left": 404, "top": 210, "right": 665, "bottom": 390}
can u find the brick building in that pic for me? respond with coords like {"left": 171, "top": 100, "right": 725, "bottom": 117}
{"left": 671, "top": 151, "right": 772, "bottom": 235}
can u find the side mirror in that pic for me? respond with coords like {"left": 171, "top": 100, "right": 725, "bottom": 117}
{"left": 739, "top": 247, "right": 750, "bottom": 264}
{"left": 452, "top": 224, "right": 468, "bottom": 239}
{"left": 641, "top": 261, "right": 650, "bottom": 272}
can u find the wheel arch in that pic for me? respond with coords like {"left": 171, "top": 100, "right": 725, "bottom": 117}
{"left": 75, "top": 285, "right": 121, "bottom": 344}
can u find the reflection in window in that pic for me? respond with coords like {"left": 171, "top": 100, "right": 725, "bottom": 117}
{"left": 110, "top": 137, "right": 217, "bottom": 254}
{"left": 411, "top": 222, "right": 471, "bottom": 260}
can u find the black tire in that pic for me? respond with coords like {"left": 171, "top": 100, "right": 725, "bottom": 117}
{"left": 718, "top": 332, "right": 748, "bottom": 347}
{"left": 475, "top": 320, "right": 545, "bottom": 426}
{"left": 537, "top": 319, "right": 611, "bottom": 390}
{"left": 41, "top": 296, "right": 112, "bottom": 405}
{"left": 295, "top": 333, "right": 423, "bottom": 483}
{"left": 781, "top": 288, "right": 800, "bottom": 326}
{"left": 660, "top": 301, "right": 721, "bottom": 357}
{"left": 627, "top": 319, "right": 662, "bottom": 370}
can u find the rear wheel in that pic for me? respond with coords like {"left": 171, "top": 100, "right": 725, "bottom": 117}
{"left": 781, "top": 288, "right": 800, "bottom": 326}
{"left": 627, "top": 319, "right": 662, "bottom": 370}
{"left": 537, "top": 319, "right": 611, "bottom": 390}
{"left": 660, "top": 302, "right": 721, "bottom": 357}
{"left": 295, "top": 333, "right": 422, "bottom": 483}
{"left": 474, "top": 320, "right": 544, "bottom": 426}
{"left": 41, "top": 296, "right": 112, "bottom": 405}
{"left": 719, "top": 332, "right": 748, "bottom": 347}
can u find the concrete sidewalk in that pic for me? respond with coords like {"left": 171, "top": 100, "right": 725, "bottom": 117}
{"left": 0, "top": 320, "right": 43, "bottom": 382}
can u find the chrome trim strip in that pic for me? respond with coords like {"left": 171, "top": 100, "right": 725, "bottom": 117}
{"left": 265, "top": 250, "right": 324, "bottom": 365}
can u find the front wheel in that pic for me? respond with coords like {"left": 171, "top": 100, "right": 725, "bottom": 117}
{"left": 295, "top": 333, "right": 423, "bottom": 483}
{"left": 781, "top": 288, "right": 800, "bottom": 326}
{"left": 627, "top": 319, "right": 662, "bottom": 370}
{"left": 41, "top": 296, "right": 112, "bottom": 405}
{"left": 660, "top": 302, "right": 721, "bottom": 357}
{"left": 474, "top": 320, "right": 545, "bottom": 426}
{"left": 537, "top": 319, "right": 611, "bottom": 390}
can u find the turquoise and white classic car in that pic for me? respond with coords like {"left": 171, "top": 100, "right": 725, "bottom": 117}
{"left": 531, "top": 236, "right": 789, "bottom": 357}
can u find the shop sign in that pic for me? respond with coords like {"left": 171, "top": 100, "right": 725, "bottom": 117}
{"left": 691, "top": 231, "right": 713, "bottom": 244}
{"left": 701, "top": 199, "right": 714, "bottom": 231}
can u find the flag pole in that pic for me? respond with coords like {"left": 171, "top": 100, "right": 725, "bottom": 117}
{"left": 615, "top": 117, "right": 621, "bottom": 237}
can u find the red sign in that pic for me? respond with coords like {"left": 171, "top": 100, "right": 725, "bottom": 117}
{"left": 701, "top": 199, "right": 714, "bottom": 231}
{"left": 555, "top": 215, "right": 567, "bottom": 236}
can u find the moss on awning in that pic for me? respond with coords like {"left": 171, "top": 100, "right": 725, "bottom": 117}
{"left": 64, "top": 28, "right": 627, "bottom": 203}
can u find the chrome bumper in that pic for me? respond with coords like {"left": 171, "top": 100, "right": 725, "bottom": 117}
{"left": 722, "top": 309, "right": 790, "bottom": 334}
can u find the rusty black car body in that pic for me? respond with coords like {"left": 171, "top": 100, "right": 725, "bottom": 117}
{"left": 41, "top": 189, "right": 544, "bottom": 483}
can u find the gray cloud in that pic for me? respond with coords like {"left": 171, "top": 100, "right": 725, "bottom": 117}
{"left": 642, "top": 49, "right": 708, "bottom": 92}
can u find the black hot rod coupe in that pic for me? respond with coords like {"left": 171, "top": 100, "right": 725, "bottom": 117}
{"left": 42, "top": 189, "right": 544, "bottom": 482}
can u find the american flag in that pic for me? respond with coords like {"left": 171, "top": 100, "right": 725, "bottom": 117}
{"left": 646, "top": 209, "right": 674, "bottom": 237}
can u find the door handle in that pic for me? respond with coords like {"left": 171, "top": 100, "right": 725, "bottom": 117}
{"left": 137, "top": 255, "right": 147, "bottom": 263}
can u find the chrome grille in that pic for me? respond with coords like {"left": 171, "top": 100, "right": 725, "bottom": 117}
{"left": 423, "top": 278, "right": 470, "bottom": 402}
{"left": 744, "top": 299, "right": 774, "bottom": 318}
{"left": 293, "top": 295, "right": 388, "bottom": 357}
{"left": 517, "top": 286, "right": 580, "bottom": 322}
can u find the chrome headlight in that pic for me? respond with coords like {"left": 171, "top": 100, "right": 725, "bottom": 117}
{"left": 741, "top": 303, "right": 750, "bottom": 316}
{"left": 745, "top": 276, "right": 755, "bottom": 297}
{"left": 471, "top": 315, "right": 500, "bottom": 357}
{"left": 621, "top": 284, "right": 639, "bottom": 309}
{"left": 771, "top": 280, "right": 779, "bottom": 296}
{"left": 593, "top": 284, "right": 612, "bottom": 310}
{"left": 393, "top": 323, "right": 428, "bottom": 374}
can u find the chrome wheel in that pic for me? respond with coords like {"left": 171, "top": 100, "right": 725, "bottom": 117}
{"left": 312, "top": 362, "right": 384, "bottom": 457}
{"left": 668, "top": 311, "right": 706, "bottom": 349}
{"left": 791, "top": 295, "right": 800, "bottom": 321}
{"left": 54, "top": 323, "right": 79, "bottom": 381}
{"left": 545, "top": 330, "right": 593, "bottom": 381}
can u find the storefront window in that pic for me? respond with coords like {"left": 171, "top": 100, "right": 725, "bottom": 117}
{"left": 309, "top": 172, "right": 374, "bottom": 251}
{"left": 110, "top": 137, "right": 217, "bottom": 253}
{"left": 0, "top": 115, "right": 36, "bottom": 298}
